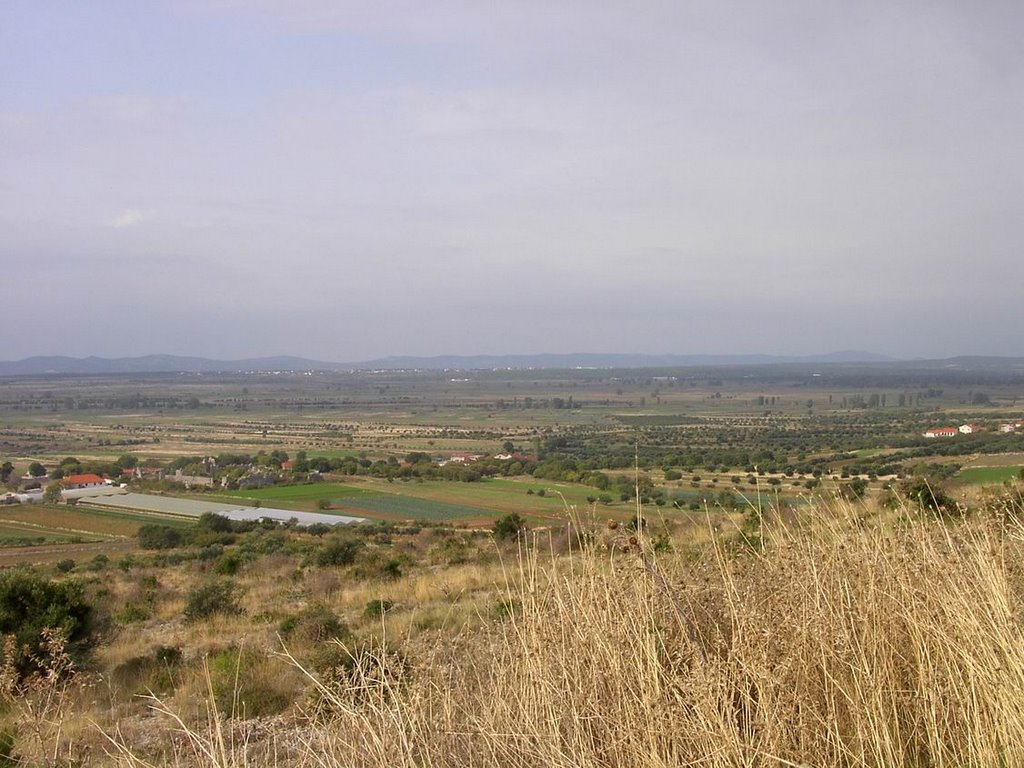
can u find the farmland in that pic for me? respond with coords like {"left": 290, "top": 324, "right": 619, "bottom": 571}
{"left": 954, "top": 465, "right": 1024, "bottom": 485}
{"left": 2, "top": 361, "right": 1024, "bottom": 765}
{"left": 2, "top": 359, "right": 1024, "bottom": 541}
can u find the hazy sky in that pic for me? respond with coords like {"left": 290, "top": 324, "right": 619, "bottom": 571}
{"left": 2, "top": 1, "right": 1023, "bottom": 361}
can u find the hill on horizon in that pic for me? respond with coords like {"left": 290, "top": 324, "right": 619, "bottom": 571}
{"left": 0, "top": 350, "right": 939, "bottom": 376}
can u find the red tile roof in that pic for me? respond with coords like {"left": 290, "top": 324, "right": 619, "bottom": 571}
{"left": 64, "top": 473, "right": 105, "bottom": 485}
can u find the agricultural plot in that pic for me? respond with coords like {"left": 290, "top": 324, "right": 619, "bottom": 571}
{"left": 334, "top": 494, "right": 496, "bottom": 521}
{"left": 78, "top": 493, "right": 363, "bottom": 526}
{"left": 0, "top": 504, "right": 140, "bottom": 539}
{"left": 221, "top": 478, "right": 609, "bottom": 523}
{"left": 0, "top": 523, "right": 78, "bottom": 547}
{"left": 955, "top": 466, "right": 1023, "bottom": 485}
{"left": 216, "top": 482, "right": 370, "bottom": 509}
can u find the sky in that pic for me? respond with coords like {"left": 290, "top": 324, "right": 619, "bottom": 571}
{"left": 2, "top": 1, "right": 1023, "bottom": 362}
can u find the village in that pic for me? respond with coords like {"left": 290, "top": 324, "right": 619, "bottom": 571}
{"left": 924, "top": 420, "right": 1024, "bottom": 437}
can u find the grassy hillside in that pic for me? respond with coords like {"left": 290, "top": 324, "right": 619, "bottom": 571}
{"left": 2, "top": 487, "right": 1023, "bottom": 766}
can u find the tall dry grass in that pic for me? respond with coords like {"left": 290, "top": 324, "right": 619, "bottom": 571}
{"left": 111, "top": 495, "right": 1024, "bottom": 767}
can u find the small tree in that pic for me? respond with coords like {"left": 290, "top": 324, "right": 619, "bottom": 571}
{"left": 184, "top": 580, "right": 242, "bottom": 621}
{"left": 43, "top": 482, "right": 63, "bottom": 504}
{"left": 0, "top": 569, "right": 93, "bottom": 677}
{"left": 316, "top": 538, "right": 363, "bottom": 567}
{"left": 27, "top": 462, "right": 46, "bottom": 478}
{"left": 137, "top": 524, "right": 183, "bottom": 550}
{"left": 493, "top": 513, "right": 526, "bottom": 541}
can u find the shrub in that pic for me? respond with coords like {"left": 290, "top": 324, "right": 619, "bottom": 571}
{"left": 154, "top": 645, "right": 182, "bottom": 665}
{"left": 493, "top": 514, "right": 526, "bottom": 541}
{"left": 207, "top": 647, "right": 297, "bottom": 718}
{"left": 213, "top": 552, "right": 244, "bottom": 575}
{"left": 196, "top": 512, "right": 233, "bottom": 533}
{"left": 116, "top": 603, "right": 150, "bottom": 624}
{"left": 184, "top": 579, "right": 243, "bottom": 622}
{"left": 85, "top": 554, "right": 109, "bottom": 571}
{"left": 0, "top": 569, "right": 93, "bottom": 677}
{"left": 315, "top": 538, "right": 363, "bottom": 567}
{"left": 364, "top": 599, "right": 395, "bottom": 618}
{"left": 137, "top": 524, "right": 183, "bottom": 550}
{"left": 279, "top": 603, "right": 349, "bottom": 643}
{"left": 900, "top": 477, "right": 959, "bottom": 515}
{"left": 429, "top": 536, "right": 470, "bottom": 565}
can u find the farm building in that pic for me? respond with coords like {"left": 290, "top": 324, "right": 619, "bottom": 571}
{"left": 63, "top": 473, "right": 107, "bottom": 489}
{"left": 924, "top": 427, "right": 958, "bottom": 438}
{"left": 959, "top": 423, "right": 983, "bottom": 434}
{"left": 439, "top": 453, "right": 483, "bottom": 466}
{"left": 121, "top": 466, "right": 165, "bottom": 480}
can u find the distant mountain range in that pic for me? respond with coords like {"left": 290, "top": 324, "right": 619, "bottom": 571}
{"left": 0, "top": 351, "right": 902, "bottom": 375}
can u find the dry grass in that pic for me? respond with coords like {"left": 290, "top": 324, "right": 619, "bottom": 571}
{"left": 86, "top": 493, "right": 1024, "bottom": 765}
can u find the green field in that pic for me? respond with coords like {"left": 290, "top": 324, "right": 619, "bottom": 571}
{"left": 956, "top": 466, "right": 1024, "bottom": 485}
{"left": 216, "top": 482, "right": 373, "bottom": 508}
{"left": 335, "top": 494, "right": 494, "bottom": 521}
{"left": 0, "top": 522, "right": 83, "bottom": 546}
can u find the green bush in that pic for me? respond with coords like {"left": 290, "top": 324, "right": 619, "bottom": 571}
{"left": 85, "top": 553, "right": 109, "bottom": 571}
{"left": 279, "top": 603, "right": 349, "bottom": 643}
{"left": 429, "top": 536, "right": 470, "bottom": 565}
{"left": 315, "top": 538, "right": 363, "bottom": 567}
{"left": 213, "top": 552, "right": 244, "bottom": 575}
{"left": 493, "top": 514, "right": 526, "bottom": 541}
{"left": 364, "top": 599, "right": 394, "bottom": 618}
{"left": 207, "top": 647, "right": 297, "bottom": 718}
{"left": 0, "top": 568, "right": 93, "bottom": 677}
{"left": 116, "top": 603, "right": 150, "bottom": 624}
{"left": 137, "top": 524, "right": 183, "bottom": 550}
{"left": 184, "top": 579, "right": 243, "bottom": 622}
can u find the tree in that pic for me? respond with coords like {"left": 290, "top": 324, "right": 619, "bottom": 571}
{"left": 0, "top": 569, "right": 93, "bottom": 677}
{"left": 117, "top": 454, "right": 138, "bottom": 469}
{"left": 0, "top": 462, "right": 14, "bottom": 482}
{"left": 137, "top": 524, "right": 184, "bottom": 549}
{"left": 316, "top": 538, "right": 363, "bottom": 567}
{"left": 28, "top": 462, "right": 47, "bottom": 478}
{"left": 43, "top": 482, "right": 63, "bottom": 504}
{"left": 493, "top": 513, "right": 526, "bottom": 541}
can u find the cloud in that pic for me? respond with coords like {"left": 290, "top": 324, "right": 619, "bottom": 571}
{"left": 106, "top": 209, "right": 151, "bottom": 228}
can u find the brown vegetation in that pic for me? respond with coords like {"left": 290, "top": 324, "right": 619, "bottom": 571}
{"left": 15, "top": 489, "right": 1006, "bottom": 767}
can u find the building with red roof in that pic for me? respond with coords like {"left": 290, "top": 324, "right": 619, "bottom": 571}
{"left": 63, "top": 473, "right": 107, "bottom": 489}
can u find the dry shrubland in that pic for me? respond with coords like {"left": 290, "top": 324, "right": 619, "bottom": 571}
{"left": 9, "top": 491, "right": 1024, "bottom": 767}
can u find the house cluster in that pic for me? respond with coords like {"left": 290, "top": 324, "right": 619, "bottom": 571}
{"left": 999, "top": 421, "right": 1024, "bottom": 433}
{"left": 2, "top": 472, "right": 114, "bottom": 505}
{"left": 437, "top": 453, "right": 484, "bottom": 467}
{"left": 923, "top": 423, "right": 987, "bottom": 438}
{"left": 437, "top": 451, "right": 536, "bottom": 467}
{"left": 121, "top": 466, "right": 164, "bottom": 481}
